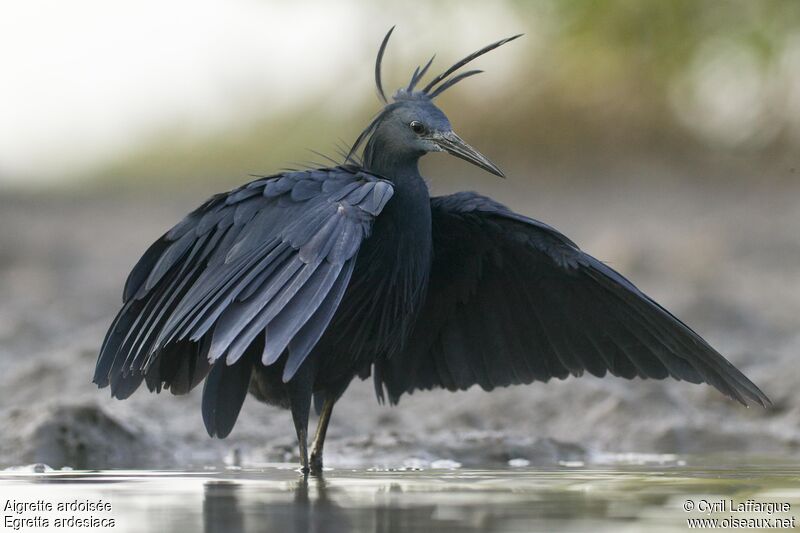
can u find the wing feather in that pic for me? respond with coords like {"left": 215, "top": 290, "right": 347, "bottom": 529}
{"left": 95, "top": 167, "right": 394, "bottom": 414}
{"left": 377, "top": 191, "right": 769, "bottom": 408}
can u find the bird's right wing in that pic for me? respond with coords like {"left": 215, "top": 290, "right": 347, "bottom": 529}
{"left": 374, "top": 192, "right": 769, "bottom": 407}
{"left": 94, "top": 167, "right": 393, "bottom": 436}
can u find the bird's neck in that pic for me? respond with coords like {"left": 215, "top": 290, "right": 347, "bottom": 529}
{"left": 362, "top": 135, "right": 431, "bottom": 247}
{"left": 357, "top": 138, "right": 433, "bottom": 355}
{"left": 362, "top": 135, "right": 424, "bottom": 182}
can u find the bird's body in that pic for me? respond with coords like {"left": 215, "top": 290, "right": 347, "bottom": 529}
{"left": 250, "top": 163, "right": 433, "bottom": 410}
{"left": 95, "top": 29, "right": 769, "bottom": 473}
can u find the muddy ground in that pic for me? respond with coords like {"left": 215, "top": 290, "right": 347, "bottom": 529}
{"left": 1, "top": 171, "right": 798, "bottom": 469}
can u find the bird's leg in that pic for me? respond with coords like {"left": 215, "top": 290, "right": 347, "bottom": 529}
{"left": 288, "top": 384, "right": 312, "bottom": 474}
{"left": 309, "top": 396, "right": 335, "bottom": 473}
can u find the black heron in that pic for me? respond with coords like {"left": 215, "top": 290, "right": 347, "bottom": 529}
{"left": 94, "top": 29, "right": 770, "bottom": 473}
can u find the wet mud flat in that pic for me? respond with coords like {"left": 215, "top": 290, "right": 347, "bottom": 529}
{"left": 1, "top": 461, "right": 800, "bottom": 533}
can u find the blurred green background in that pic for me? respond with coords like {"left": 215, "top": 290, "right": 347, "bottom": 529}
{"left": 2, "top": 0, "right": 800, "bottom": 192}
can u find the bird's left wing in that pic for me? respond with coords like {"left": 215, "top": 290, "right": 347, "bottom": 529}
{"left": 374, "top": 191, "right": 769, "bottom": 407}
{"left": 94, "top": 167, "right": 393, "bottom": 435}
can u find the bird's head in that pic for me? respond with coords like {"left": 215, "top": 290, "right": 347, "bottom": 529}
{"left": 350, "top": 28, "right": 521, "bottom": 178}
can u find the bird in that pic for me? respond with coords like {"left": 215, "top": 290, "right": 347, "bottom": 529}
{"left": 94, "top": 28, "right": 770, "bottom": 474}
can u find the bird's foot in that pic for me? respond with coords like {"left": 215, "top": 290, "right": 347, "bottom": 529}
{"left": 297, "top": 446, "right": 310, "bottom": 475}
{"left": 309, "top": 451, "right": 323, "bottom": 474}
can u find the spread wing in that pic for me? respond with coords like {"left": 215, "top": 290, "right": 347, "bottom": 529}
{"left": 375, "top": 192, "right": 769, "bottom": 407}
{"left": 94, "top": 167, "right": 393, "bottom": 436}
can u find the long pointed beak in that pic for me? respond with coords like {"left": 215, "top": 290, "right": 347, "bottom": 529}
{"left": 433, "top": 131, "right": 505, "bottom": 177}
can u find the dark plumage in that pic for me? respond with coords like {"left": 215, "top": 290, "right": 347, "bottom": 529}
{"left": 95, "top": 29, "right": 769, "bottom": 473}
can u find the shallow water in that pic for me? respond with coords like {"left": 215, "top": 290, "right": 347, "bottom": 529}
{"left": 2, "top": 459, "right": 799, "bottom": 532}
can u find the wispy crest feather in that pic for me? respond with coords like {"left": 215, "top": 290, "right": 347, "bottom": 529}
{"left": 373, "top": 27, "right": 522, "bottom": 102}
{"left": 374, "top": 26, "right": 395, "bottom": 104}
{"left": 350, "top": 28, "right": 522, "bottom": 163}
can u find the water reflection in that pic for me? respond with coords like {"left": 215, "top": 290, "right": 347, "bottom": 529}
{"left": 203, "top": 482, "right": 245, "bottom": 532}
{"left": 203, "top": 474, "right": 457, "bottom": 533}
{"left": 203, "top": 476, "right": 353, "bottom": 533}
{"left": 202, "top": 471, "right": 604, "bottom": 533}
{"left": 3, "top": 464, "right": 800, "bottom": 533}
{"left": 195, "top": 465, "right": 800, "bottom": 533}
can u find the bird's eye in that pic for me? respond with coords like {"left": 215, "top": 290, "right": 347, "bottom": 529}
{"left": 410, "top": 121, "right": 426, "bottom": 135}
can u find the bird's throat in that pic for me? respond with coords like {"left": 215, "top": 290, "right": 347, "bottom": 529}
{"left": 362, "top": 134, "right": 424, "bottom": 181}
